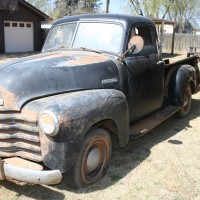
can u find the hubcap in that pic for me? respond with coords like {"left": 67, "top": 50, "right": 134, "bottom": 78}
{"left": 86, "top": 147, "right": 101, "bottom": 173}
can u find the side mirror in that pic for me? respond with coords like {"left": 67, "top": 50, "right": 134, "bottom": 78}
{"left": 128, "top": 36, "right": 144, "bottom": 54}
{"left": 118, "top": 35, "right": 144, "bottom": 62}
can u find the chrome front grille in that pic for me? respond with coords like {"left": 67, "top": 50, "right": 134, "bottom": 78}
{"left": 0, "top": 113, "right": 42, "bottom": 162}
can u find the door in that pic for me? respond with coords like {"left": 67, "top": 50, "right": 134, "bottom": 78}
{"left": 125, "top": 26, "right": 164, "bottom": 122}
{"left": 4, "top": 21, "right": 34, "bottom": 53}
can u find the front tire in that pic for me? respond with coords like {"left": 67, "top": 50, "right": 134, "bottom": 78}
{"left": 176, "top": 85, "right": 192, "bottom": 118}
{"left": 63, "top": 128, "right": 112, "bottom": 189}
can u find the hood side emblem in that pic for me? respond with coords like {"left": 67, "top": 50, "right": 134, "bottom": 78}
{"left": 101, "top": 78, "right": 118, "bottom": 84}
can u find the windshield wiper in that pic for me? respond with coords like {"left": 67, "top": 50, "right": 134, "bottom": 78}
{"left": 47, "top": 45, "right": 68, "bottom": 52}
{"left": 47, "top": 46, "right": 102, "bottom": 54}
{"left": 71, "top": 47, "right": 102, "bottom": 54}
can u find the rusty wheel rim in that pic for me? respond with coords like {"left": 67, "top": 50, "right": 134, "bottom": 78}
{"left": 182, "top": 87, "right": 191, "bottom": 113}
{"left": 81, "top": 138, "right": 110, "bottom": 184}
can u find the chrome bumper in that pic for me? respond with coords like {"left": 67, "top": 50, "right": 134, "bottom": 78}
{"left": 0, "top": 157, "right": 62, "bottom": 185}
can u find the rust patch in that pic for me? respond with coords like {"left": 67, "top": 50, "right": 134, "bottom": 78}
{"left": 14, "top": 51, "right": 109, "bottom": 67}
{"left": 39, "top": 129, "right": 51, "bottom": 160}
{"left": 54, "top": 54, "right": 109, "bottom": 67}
{"left": 58, "top": 114, "right": 72, "bottom": 127}
{"left": 0, "top": 86, "right": 18, "bottom": 111}
{"left": 23, "top": 51, "right": 90, "bottom": 63}
{"left": 23, "top": 53, "right": 67, "bottom": 63}
{"left": 22, "top": 109, "right": 38, "bottom": 121}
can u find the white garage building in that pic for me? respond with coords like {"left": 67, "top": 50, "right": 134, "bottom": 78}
{"left": 0, "top": 0, "right": 51, "bottom": 53}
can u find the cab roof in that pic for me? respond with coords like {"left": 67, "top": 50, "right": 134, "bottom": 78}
{"left": 53, "top": 14, "right": 155, "bottom": 29}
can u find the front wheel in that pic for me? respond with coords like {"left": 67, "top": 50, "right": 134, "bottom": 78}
{"left": 176, "top": 85, "right": 192, "bottom": 118}
{"left": 63, "top": 128, "right": 112, "bottom": 189}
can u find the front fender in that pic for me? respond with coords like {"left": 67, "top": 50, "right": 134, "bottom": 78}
{"left": 22, "top": 89, "right": 129, "bottom": 172}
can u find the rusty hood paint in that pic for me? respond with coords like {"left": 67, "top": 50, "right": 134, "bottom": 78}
{"left": 0, "top": 51, "right": 120, "bottom": 111}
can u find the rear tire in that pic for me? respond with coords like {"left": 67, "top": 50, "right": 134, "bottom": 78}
{"left": 63, "top": 128, "right": 112, "bottom": 189}
{"left": 176, "top": 85, "right": 192, "bottom": 118}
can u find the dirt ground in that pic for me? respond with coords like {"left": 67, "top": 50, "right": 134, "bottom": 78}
{"left": 0, "top": 53, "right": 199, "bottom": 200}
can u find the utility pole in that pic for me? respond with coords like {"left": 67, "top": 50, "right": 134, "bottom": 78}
{"left": 106, "top": 0, "right": 110, "bottom": 13}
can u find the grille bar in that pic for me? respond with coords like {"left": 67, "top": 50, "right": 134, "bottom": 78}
{"left": 0, "top": 114, "right": 37, "bottom": 123}
{"left": 0, "top": 142, "right": 40, "bottom": 152}
{"left": 0, "top": 151, "right": 42, "bottom": 162}
{"left": 0, "top": 113, "right": 42, "bottom": 162}
{"left": 0, "top": 124, "right": 38, "bottom": 133}
{"left": 0, "top": 133, "right": 39, "bottom": 143}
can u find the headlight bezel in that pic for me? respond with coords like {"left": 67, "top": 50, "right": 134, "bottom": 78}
{"left": 39, "top": 110, "right": 59, "bottom": 137}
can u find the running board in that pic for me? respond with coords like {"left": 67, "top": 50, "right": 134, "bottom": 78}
{"left": 129, "top": 105, "right": 180, "bottom": 139}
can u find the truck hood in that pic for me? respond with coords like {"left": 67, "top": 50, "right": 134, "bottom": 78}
{"left": 0, "top": 51, "right": 119, "bottom": 111}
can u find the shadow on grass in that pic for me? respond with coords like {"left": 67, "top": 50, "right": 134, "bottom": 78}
{"left": 1, "top": 180, "right": 65, "bottom": 200}
{"left": 1, "top": 99, "right": 200, "bottom": 197}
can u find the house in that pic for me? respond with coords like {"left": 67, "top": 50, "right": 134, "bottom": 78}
{"left": 195, "top": 29, "right": 200, "bottom": 35}
{"left": 0, "top": 0, "right": 51, "bottom": 53}
{"left": 152, "top": 18, "right": 174, "bottom": 34}
{"left": 163, "top": 24, "right": 174, "bottom": 34}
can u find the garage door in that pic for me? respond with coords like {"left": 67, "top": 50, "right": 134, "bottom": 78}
{"left": 4, "top": 21, "right": 34, "bottom": 53}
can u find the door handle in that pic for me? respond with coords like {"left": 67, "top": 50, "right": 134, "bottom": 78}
{"left": 157, "top": 61, "right": 164, "bottom": 65}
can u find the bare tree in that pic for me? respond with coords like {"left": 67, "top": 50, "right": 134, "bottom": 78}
{"left": 127, "top": 0, "right": 200, "bottom": 33}
{"left": 166, "top": 0, "right": 200, "bottom": 32}
{"left": 128, "top": 0, "right": 167, "bottom": 18}
{"left": 52, "top": 0, "right": 102, "bottom": 20}
{"left": 26, "top": 0, "right": 52, "bottom": 15}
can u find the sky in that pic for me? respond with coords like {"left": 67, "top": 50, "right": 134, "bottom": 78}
{"left": 100, "top": 0, "right": 130, "bottom": 14}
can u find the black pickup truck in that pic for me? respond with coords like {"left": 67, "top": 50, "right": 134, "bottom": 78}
{"left": 0, "top": 14, "right": 199, "bottom": 189}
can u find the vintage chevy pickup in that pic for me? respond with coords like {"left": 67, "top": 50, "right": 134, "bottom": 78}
{"left": 0, "top": 14, "right": 200, "bottom": 189}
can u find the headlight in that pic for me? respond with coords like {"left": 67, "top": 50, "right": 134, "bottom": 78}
{"left": 39, "top": 110, "right": 59, "bottom": 136}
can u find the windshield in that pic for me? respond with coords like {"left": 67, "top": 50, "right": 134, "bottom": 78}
{"left": 43, "top": 22, "right": 124, "bottom": 54}
{"left": 43, "top": 23, "right": 77, "bottom": 50}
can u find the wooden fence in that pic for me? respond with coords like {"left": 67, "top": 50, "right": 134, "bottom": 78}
{"left": 161, "top": 34, "right": 200, "bottom": 53}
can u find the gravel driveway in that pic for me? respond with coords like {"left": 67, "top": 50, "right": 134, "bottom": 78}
{"left": 0, "top": 53, "right": 199, "bottom": 200}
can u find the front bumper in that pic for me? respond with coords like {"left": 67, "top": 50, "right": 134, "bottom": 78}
{"left": 0, "top": 157, "right": 62, "bottom": 185}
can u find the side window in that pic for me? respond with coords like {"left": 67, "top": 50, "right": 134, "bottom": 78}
{"left": 128, "top": 26, "right": 157, "bottom": 55}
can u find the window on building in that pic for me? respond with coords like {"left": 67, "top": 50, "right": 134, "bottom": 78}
{"left": 4, "top": 22, "right": 10, "bottom": 27}
{"left": 20, "top": 23, "right": 25, "bottom": 27}
{"left": 12, "top": 23, "right": 18, "bottom": 27}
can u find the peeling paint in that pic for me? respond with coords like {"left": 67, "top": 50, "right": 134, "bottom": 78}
{"left": 0, "top": 86, "right": 18, "bottom": 111}
{"left": 53, "top": 54, "right": 109, "bottom": 67}
{"left": 23, "top": 53, "right": 66, "bottom": 63}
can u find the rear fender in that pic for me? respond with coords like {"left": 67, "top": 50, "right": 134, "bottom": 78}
{"left": 170, "top": 65, "right": 196, "bottom": 105}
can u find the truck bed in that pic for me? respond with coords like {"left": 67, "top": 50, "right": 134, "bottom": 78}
{"left": 164, "top": 55, "right": 200, "bottom": 92}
